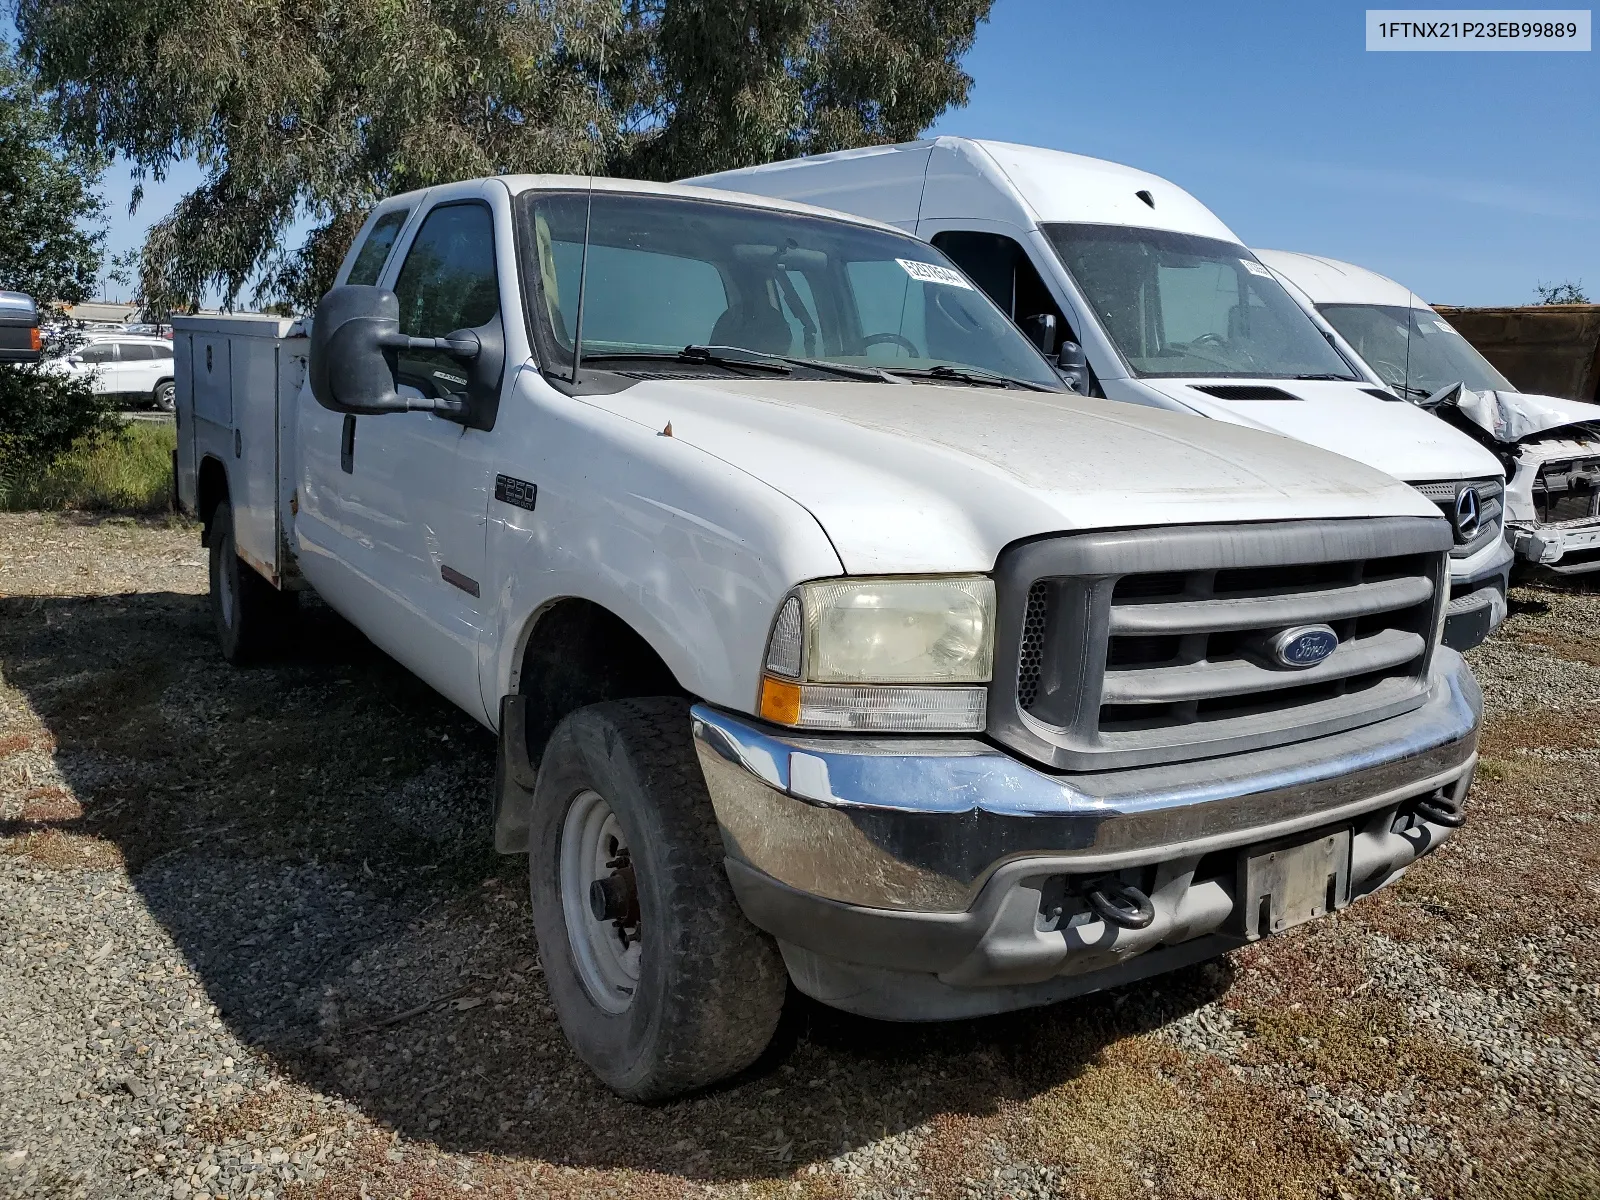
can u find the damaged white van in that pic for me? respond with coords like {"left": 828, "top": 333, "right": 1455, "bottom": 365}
{"left": 691, "top": 138, "right": 1514, "bottom": 649}
{"left": 1259, "top": 250, "right": 1600, "bottom": 579}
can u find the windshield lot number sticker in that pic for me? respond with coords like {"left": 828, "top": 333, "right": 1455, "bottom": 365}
{"left": 1242, "top": 259, "right": 1274, "bottom": 277}
{"left": 898, "top": 259, "right": 973, "bottom": 289}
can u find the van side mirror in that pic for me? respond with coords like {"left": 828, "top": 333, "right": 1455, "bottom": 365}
{"left": 1019, "top": 312, "right": 1058, "bottom": 356}
{"left": 1055, "top": 340, "right": 1090, "bottom": 394}
{"left": 309, "top": 285, "right": 504, "bottom": 428}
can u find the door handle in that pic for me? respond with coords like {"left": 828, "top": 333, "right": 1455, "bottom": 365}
{"left": 340, "top": 414, "right": 356, "bottom": 473}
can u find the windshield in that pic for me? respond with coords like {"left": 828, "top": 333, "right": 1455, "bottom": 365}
{"left": 1042, "top": 224, "right": 1357, "bottom": 380}
{"left": 517, "top": 191, "right": 1062, "bottom": 388}
{"left": 1317, "top": 303, "right": 1513, "bottom": 397}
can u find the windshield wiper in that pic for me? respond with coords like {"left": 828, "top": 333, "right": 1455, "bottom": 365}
{"left": 578, "top": 347, "right": 792, "bottom": 375}
{"left": 891, "top": 363, "right": 1056, "bottom": 392}
{"left": 690, "top": 345, "right": 901, "bottom": 383}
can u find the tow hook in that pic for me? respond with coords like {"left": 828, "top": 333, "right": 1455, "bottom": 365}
{"left": 1085, "top": 879, "right": 1156, "bottom": 930}
{"left": 1414, "top": 793, "right": 1467, "bottom": 828}
{"left": 588, "top": 854, "right": 642, "bottom": 945}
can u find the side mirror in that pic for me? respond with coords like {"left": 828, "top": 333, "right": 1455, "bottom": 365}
{"left": 0, "top": 290, "right": 42, "bottom": 365}
{"left": 1055, "top": 340, "right": 1090, "bottom": 394}
{"left": 1019, "top": 312, "right": 1058, "bottom": 356}
{"left": 309, "top": 285, "right": 504, "bottom": 426}
{"left": 309, "top": 286, "right": 412, "bottom": 415}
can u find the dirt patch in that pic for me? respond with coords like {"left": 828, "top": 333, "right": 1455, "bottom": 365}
{"left": 2, "top": 520, "right": 1598, "bottom": 1199}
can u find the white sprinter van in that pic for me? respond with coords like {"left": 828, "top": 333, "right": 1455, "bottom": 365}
{"left": 1259, "top": 250, "right": 1600, "bottom": 579}
{"left": 690, "top": 138, "right": 1513, "bottom": 651}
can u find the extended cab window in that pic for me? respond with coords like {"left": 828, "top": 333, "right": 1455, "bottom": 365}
{"left": 346, "top": 209, "right": 410, "bottom": 286}
{"left": 392, "top": 203, "right": 499, "bottom": 399}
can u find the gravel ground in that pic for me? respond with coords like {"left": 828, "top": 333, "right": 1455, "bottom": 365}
{"left": 1, "top": 511, "right": 1597, "bottom": 1200}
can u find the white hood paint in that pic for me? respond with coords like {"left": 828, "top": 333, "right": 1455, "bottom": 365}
{"left": 581, "top": 380, "right": 1440, "bottom": 575}
{"left": 1136, "top": 378, "right": 1507, "bottom": 482}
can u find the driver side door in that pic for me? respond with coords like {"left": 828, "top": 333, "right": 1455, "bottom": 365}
{"left": 334, "top": 189, "right": 503, "bottom": 722}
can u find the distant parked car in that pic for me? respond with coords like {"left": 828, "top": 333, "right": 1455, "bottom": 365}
{"left": 43, "top": 332, "right": 177, "bottom": 410}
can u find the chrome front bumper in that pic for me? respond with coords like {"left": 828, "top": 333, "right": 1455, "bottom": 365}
{"left": 691, "top": 651, "right": 1481, "bottom": 1019}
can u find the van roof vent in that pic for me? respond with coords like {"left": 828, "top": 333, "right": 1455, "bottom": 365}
{"left": 1135, "top": 189, "right": 1155, "bottom": 208}
{"left": 1192, "top": 384, "right": 1301, "bottom": 401}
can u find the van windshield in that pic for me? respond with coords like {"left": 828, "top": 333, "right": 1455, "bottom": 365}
{"left": 1043, "top": 224, "right": 1357, "bottom": 381}
{"left": 1317, "top": 303, "right": 1512, "bottom": 398}
{"left": 517, "top": 191, "right": 1063, "bottom": 389}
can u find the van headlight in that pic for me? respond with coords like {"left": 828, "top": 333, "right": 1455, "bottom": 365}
{"left": 758, "top": 577, "right": 995, "bottom": 732}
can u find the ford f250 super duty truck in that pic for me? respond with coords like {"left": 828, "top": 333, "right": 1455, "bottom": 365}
{"left": 174, "top": 175, "right": 1481, "bottom": 1101}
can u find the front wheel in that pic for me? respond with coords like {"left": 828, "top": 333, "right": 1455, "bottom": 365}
{"left": 153, "top": 380, "right": 175, "bottom": 412}
{"left": 208, "top": 500, "right": 294, "bottom": 663}
{"left": 529, "top": 697, "right": 788, "bottom": 1101}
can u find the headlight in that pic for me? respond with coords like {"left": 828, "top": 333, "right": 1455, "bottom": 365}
{"left": 758, "top": 577, "right": 995, "bottom": 732}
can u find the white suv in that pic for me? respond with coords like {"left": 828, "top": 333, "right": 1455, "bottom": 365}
{"left": 45, "top": 332, "right": 177, "bottom": 411}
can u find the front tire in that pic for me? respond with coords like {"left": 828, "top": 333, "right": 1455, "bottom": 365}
{"left": 208, "top": 500, "right": 293, "bottom": 663}
{"left": 529, "top": 698, "right": 788, "bottom": 1101}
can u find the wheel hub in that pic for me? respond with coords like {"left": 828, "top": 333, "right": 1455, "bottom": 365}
{"left": 560, "top": 790, "right": 642, "bottom": 1013}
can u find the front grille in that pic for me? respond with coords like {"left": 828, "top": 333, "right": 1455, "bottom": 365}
{"left": 1533, "top": 456, "right": 1600, "bottom": 525}
{"left": 1409, "top": 477, "right": 1504, "bottom": 557}
{"left": 989, "top": 519, "right": 1451, "bottom": 772}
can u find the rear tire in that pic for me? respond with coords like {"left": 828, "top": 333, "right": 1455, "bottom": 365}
{"left": 529, "top": 697, "right": 788, "bottom": 1101}
{"left": 208, "top": 501, "right": 294, "bottom": 663}
{"left": 153, "top": 380, "right": 175, "bottom": 412}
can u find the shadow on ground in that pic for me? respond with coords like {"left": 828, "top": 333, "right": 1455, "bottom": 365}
{"left": 0, "top": 586, "right": 1231, "bottom": 1183}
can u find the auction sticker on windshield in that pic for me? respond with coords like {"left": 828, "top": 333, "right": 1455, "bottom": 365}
{"left": 898, "top": 259, "right": 974, "bottom": 289}
{"left": 1242, "top": 259, "right": 1274, "bottom": 277}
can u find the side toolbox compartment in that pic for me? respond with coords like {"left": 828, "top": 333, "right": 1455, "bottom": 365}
{"left": 171, "top": 314, "right": 304, "bottom": 588}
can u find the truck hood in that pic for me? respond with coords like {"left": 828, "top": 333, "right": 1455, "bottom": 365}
{"left": 1138, "top": 378, "right": 1505, "bottom": 483}
{"left": 1448, "top": 387, "right": 1600, "bottom": 445}
{"left": 581, "top": 378, "right": 1441, "bottom": 574}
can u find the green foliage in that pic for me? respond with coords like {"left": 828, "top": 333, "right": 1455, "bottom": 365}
{"left": 1535, "top": 280, "right": 1590, "bottom": 305}
{"left": 0, "top": 417, "right": 174, "bottom": 513}
{"left": 17, "top": 0, "right": 994, "bottom": 314}
{"left": 0, "top": 360, "right": 122, "bottom": 490}
{"left": 0, "top": 46, "right": 106, "bottom": 305}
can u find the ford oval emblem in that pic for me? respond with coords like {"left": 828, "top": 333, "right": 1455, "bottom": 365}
{"left": 1270, "top": 624, "right": 1339, "bottom": 669}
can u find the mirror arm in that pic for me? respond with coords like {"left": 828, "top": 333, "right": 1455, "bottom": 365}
{"left": 377, "top": 330, "right": 482, "bottom": 360}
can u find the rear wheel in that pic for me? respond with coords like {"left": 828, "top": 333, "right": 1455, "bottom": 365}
{"left": 208, "top": 500, "right": 294, "bottom": 663}
{"left": 529, "top": 697, "right": 787, "bottom": 1101}
{"left": 153, "top": 380, "right": 175, "bottom": 412}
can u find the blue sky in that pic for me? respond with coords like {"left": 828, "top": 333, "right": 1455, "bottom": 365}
{"left": 87, "top": 0, "right": 1598, "bottom": 306}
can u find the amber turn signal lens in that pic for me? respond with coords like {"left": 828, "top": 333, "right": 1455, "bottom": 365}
{"left": 29, "top": 328, "right": 41, "bottom": 351}
{"left": 759, "top": 675, "right": 801, "bottom": 725}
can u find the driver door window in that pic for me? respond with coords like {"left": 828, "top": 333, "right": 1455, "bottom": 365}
{"left": 392, "top": 203, "right": 500, "bottom": 400}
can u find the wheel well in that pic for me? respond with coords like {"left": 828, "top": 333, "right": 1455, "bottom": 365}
{"left": 517, "top": 599, "right": 683, "bottom": 768}
{"left": 196, "top": 456, "right": 229, "bottom": 546}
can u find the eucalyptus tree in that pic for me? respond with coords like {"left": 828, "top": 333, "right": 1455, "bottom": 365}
{"left": 18, "top": 0, "right": 993, "bottom": 313}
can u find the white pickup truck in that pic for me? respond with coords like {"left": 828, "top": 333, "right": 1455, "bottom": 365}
{"left": 174, "top": 175, "right": 1481, "bottom": 1101}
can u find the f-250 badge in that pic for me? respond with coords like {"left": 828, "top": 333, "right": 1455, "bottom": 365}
{"left": 494, "top": 474, "right": 538, "bottom": 511}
